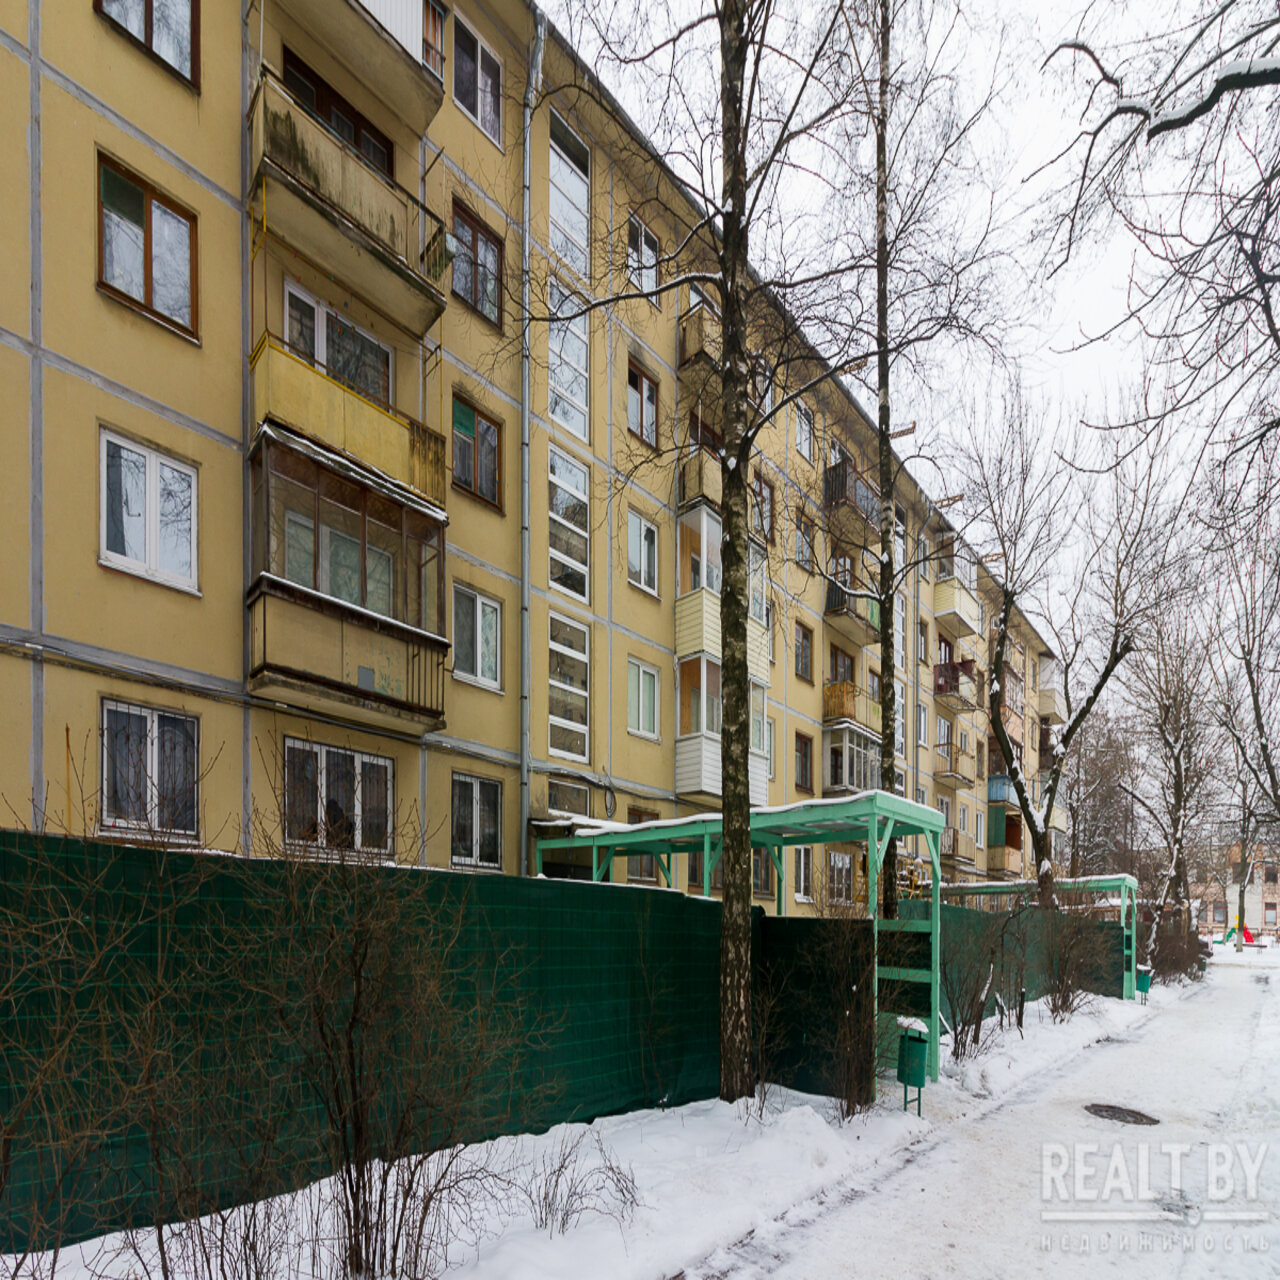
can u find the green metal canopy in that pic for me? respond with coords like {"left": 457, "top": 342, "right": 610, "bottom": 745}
{"left": 536, "top": 790, "right": 946, "bottom": 1083}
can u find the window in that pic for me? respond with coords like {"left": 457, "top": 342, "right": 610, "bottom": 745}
{"left": 796, "top": 732, "right": 813, "bottom": 792}
{"left": 285, "top": 739, "right": 393, "bottom": 854}
{"left": 548, "top": 777, "right": 589, "bottom": 816}
{"left": 895, "top": 595, "right": 906, "bottom": 669}
{"left": 627, "top": 657, "right": 659, "bottom": 738}
{"left": 628, "top": 807, "right": 660, "bottom": 882}
{"left": 424, "top": 0, "right": 446, "bottom": 76}
{"left": 256, "top": 441, "right": 443, "bottom": 632}
{"left": 286, "top": 280, "right": 391, "bottom": 403}
{"left": 749, "top": 544, "right": 767, "bottom": 623}
{"left": 796, "top": 403, "right": 814, "bottom": 462}
{"left": 917, "top": 621, "right": 929, "bottom": 665}
{"left": 959, "top": 804, "right": 969, "bottom": 834}
{"left": 549, "top": 111, "right": 590, "bottom": 276}
{"left": 795, "top": 622, "right": 813, "bottom": 683}
{"left": 868, "top": 669, "right": 881, "bottom": 702}
{"left": 752, "top": 848, "right": 774, "bottom": 896}
{"left": 766, "top": 600, "right": 776, "bottom": 663}
{"left": 895, "top": 682, "right": 906, "bottom": 756}
{"left": 976, "top": 810, "right": 985, "bottom": 848}
{"left": 937, "top": 716, "right": 951, "bottom": 748}
{"left": 627, "top": 509, "right": 658, "bottom": 594}
{"left": 627, "top": 364, "right": 658, "bottom": 446}
{"left": 679, "top": 506, "right": 721, "bottom": 594}
{"left": 750, "top": 359, "right": 774, "bottom": 413}
{"left": 451, "top": 772, "right": 501, "bottom": 868}
{"left": 549, "top": 613, "right": 589, "bottom": 760}
{"left": 916, "top": 702, "right": 928, "bottom": 746}
{"left": 766, "top": 717, "right": 776, "bottom": 779}
{"left": 679, "top": 656, "right": 721, "bottom": 735}
{"left": 101, "top": 699, "right": 198, "bottom": 836}
{"left": 452, "top": 204, "right": 502, "bottom": 325}
{"left": 795, "top": 846, "right": 813, "bottom": 901}
{"left": 96, "top": 0, "right": 196, "bottom": 83}
{"left": 100, "top": 430, "right": 196, "bottom": 591}
{"left": 894, "top": 505, "right": 907, "bottom": 568}
{"left": 548, "top": 279, "right": 589, "bottom": 437}
{"left": 917, "top": 534, "right": 930, "bottom": 580}
{"left": 831, "top": 644, "right": 855, "bottom": 685}
{"left": 1267, "top": 866, "right": 1278, "bottom": 885}
{"left": 751, "top": 469, "right": 775, "bottom": 541}
{"left": 893, "top": 769, "right": 906, "bottom": 797}
{"left": 795, "top": 510, "right": 815, "bottom": 572}
{"left": 1213, "top": 901, "right": 1226, "bottom": 924}
{"left": 453, "top": 17, "right": 502, "bottom": 143}
{"left": 829, "top": 851, "right": 854, "bottom": 904}
{"left": 282, "top": 50, "right": 392, "bottom": 176}
{"left": 750, "top": 684, "right": 766, "bottom": 755}
{"left": 98, "top": 156, "right": 196, "bottom": 333}
{"left": 1031, "top": 659, "right": 1039, "bottom": 690}
{"left": 549, "top": 448, "right": 589, "bottom": 600}
{"left": 452, "top": 397, "right": 501, "bottom": 505}
{"left": 628, "top": 215, "right": 658, "bottom": 295}
{"left": 1266, "top": 903, "right": 1276, "bottom": 928}
{"left": 453, "top": 585, "right": 501, "bottom": 689}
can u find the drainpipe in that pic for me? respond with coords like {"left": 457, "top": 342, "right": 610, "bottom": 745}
{"left": 520, "top": 11, "right": 547, "bottom": 878}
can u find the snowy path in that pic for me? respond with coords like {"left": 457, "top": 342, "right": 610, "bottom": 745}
{"left": 673, "top": 959, "right": 1280, "bottom": 1279}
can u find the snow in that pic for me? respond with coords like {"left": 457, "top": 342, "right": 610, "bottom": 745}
{"left": 13, "top": 976, "right": 1228, "bottom": 1280}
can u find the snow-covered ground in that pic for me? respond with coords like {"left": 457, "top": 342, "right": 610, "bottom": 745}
{"left": 11, "top": 952, "right": 1277, "bottom": 1279}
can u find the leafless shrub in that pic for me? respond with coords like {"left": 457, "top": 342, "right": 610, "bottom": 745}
{"left": 1043, "top": 913, "right": 1108, "bottom": 1022}
{"left": 520, "top": 1131, "right": 639, "bottom": 1237}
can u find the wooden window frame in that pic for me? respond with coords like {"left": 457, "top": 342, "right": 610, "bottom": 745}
{"left": 751, "top": 468, "right": 775, "bottom": 542}
{"left": 795, "top": 508, "right": 815, "bottom": 573}
{"left": 627, "top": 212, "right": 660, "bottom": 300}
{"left": 451, "top": 394, "right": 503, "bottom": 510}
{"left": 451, "top": 200, "right": 504, "bottom": 328}
{"left": 795, "top": 620, "right": 813, "bottom": 684}
{"left": 795, "top": 402, "right": 814, "bottom": 462}
{"left": 752, "top": 847, "right": 774, "bottom": 898}
{"left": 282, "top": 49, "right": 394, "bottom": 179}
{"left": 453, "top": 16, "right": 504, "bottom": 146}
{"left": 94, "top": 0, "right": 200, "bottom": 90}
{"left": 795, "top": 731, "right": 813, "bottom": 793}
{"left": 627, "top": 362, "right": 659, "bottom": 448}
{"left": 97, "top": 154, "right": 199, "bottom": 338}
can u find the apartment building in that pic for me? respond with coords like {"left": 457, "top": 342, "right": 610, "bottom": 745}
{"left": 0, "top": 0, "right": 1063, "bottom": 912}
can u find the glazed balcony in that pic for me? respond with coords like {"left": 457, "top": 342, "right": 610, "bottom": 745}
{"left": 251, "top": 333, "right": 446, "bottom": 506}
{"left": 934, "top": 570, "right": 980, "bottom": 639}
{"left": 272, "top": 0, "right": 445, "bottom": 133}
{"left": 248, "top": 577, "right": 446, "bottom": 731}
{"left": 1039, "top": 683, "right": 1067, "bottom": 725}
{"left": 935, "top": 740, "right": 977, "bottom": 788}
{"left": 675, "top": 588, "right": 770, "bottom": 685}
{"left": 822, "top": 680, "right": 882, "bottom": 735}
{"left": 824, "top": 581, "right": 881, "bottom": 648}
{"left": 934, "top": 659, "right": 979, "bottom": 711}
{"left": 248, "top": 71, "right": 450, "bottom": 337}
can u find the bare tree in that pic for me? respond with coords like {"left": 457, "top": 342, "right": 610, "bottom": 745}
{"left": 960, "top": 386, "right": 1164, "bottom": 907}
{"left": 1041, "top": 0, "right": 1280, "bottom": 455}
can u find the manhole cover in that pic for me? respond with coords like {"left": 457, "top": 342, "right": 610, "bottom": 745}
{"left": 1084, "top": 1103, "right": 1159, "bottom": 1125}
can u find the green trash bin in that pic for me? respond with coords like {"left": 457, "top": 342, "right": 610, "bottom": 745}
{"left": 897, "top": 1026, "right": 928, "bottom": 1115}
{"left": 1136, "top": 968, "right": 1152, "bottom": 1005}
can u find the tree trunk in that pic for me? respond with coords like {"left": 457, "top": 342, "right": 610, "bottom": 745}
{"left": 1236, "top": 870, "right": 1247, "bottom": 952}
{"left": 717, "top": 0, "right": 754, "bottom": 1103}
{"left": 874, "top": 0, "right": 898, "bottom": 920}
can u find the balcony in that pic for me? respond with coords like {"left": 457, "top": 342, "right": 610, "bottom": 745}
{"left": 935, "top": 740, "right": 976, "bottom": 788}
{"left": 940, "top": 825, "right": 976, "bottom": 869}
{"left": 679, "top": 446, "right": 722, "bottom": 509}
{"left": 824, "top": 724, "right": 881, "bottom": 794}
{"left": 985, "top": 845, "right": 1021, "bottom": 876}
{"left": 823, "top": 458, "right": 879, "bottom": 536}
{"left": 988, "top": 774, "right": 1021, "bottom": 808}
{"left": 676, "top": 735, "right": 767, "bottom": 805}
{"left": 248, "top": 72, "right": 451, "bottom": 337}
{"left": 679, "top": 304, "right": 722, "bottom": 369}
{"left": 675, "top": 589, "right": 769, "bottom": 685}
{"left": 934, "top": 659, "right": 979, "bottom": 711}
{"left": 1039, "top": 684, "right": 1067, "bottom": 725}
{"left": 824, "top": 581, "right": 881, "bottom": 648}
{"left": 822, "top": 680, "right": 882, "bottom": 735}
{"left": 934, "top": 571, "right": 981, "bottom": 638}
{"left": 271, "top": 0, "right": 445, "bottom": 133}
{"left": 251, "top": 334, "right": 446, "bottom": 506}
{"left": 248, "top": 577, "right": 446, "bottom": 731}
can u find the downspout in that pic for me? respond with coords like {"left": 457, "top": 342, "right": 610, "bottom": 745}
{"left": 520, "top": 11, "right": 547, "bottom": 878}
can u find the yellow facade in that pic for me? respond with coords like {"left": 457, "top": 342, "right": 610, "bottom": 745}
{"left": 1, "top": 0, "right": 1060, "bottom": 910}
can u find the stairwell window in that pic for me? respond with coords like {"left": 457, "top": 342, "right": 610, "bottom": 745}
{"left": 549, "top": 612, "right": 590, "bottom": 760}
{"left": 452, "top": 397, "right": 501, "bottom": 506}
{"left": 452, "top": 584, "right": 501, "bottom": 689}
{"left": 98, "top": 156, "right": 197, "bottom": 334}
{"left": 549, "top": 447, "right": 590, "bottom": 600}
{"left": 453, "top": 17, "right": 502, "bottom": 144}
{"left": 549, "top": 111, "right": 590, "bottom": 277}
{"left": 96, "top": 0, "right": 197, "bottom": 85}
{"left": 451, "top": 772, "right": 502, "bottom": 868}
{"left": 548, "top": 279, "right": 589, "bottom": 438}
{"left": 100, "top": 430, "right": 197, "bottom": 592}
{"left": 101, "top": 699, "right": 198, "bottom": 837}
{"left": 285, "top": 739, "right": 393, "bottom": 854}
{"left": 285, "top": 281, "right": 391, "bottom": 404}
